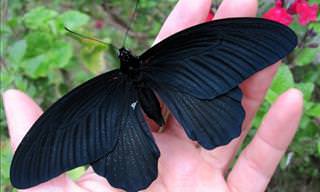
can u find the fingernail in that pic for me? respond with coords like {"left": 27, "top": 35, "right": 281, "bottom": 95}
{"left": 286, "top": 88, "right": 303, "bottom": 99}
{"left": 2, "top": 89, "right": 19, "bottom": 116}
{"left": 281, "top": 88, "right": 304, "bottom": 111}
{"left": 2, "top": 89, "right": 20, "bottom": 102}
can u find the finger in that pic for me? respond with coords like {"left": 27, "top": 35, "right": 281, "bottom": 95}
{"left": 154, "top": 0, "right": 212, "bottom": 44}
{"left": 77, "top": 167, "right": 119, "bottom": 192}
{"left": 236, "top": 63, "right": 280, "bottom": 141}
{"left": 200, "top": 0, "right": 259, "bottom": 169}
{"left": 3, "top": 89, "right": 83, "bottom": 192}
{"left": 240, "top": 63, "right": 280, "bottom": 128}
{"left": 214, "top": 0, "right": 258, "bottom": 19}
{"left": 227, "top": 89, "right": 303, "bottom": 192}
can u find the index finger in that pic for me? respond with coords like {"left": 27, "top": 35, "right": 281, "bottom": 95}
{"left": 154, "top": 0, "right": 212, "bottom": 44}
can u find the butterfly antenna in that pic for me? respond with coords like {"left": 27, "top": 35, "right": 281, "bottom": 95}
{"left": 122, "top": 0, "right": 140, "bottom": 48}
{"left": 64, "top": 26, "right": 119, "bottom": 50}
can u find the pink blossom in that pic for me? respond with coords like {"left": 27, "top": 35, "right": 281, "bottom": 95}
{"left": 95, "top": 20, "right": 104, "bottom": 29}
{"left": 288, "top": 0, "right": 302, "bottom": 14}
{"left": 263, "top": 0, "right": 293, "bottom": 26}
{"left": 296, "top": 0, "right": 319, "bottom": 25}
{"left": 206, "top": 10, "right": 215, "bottom": 22}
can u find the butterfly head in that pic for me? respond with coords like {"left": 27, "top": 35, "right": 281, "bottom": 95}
{"left": 118, "top": 47, "right": 134, "bottom": 63}
{"left": 119, "top": 47, "right": 141, "bottom": 79}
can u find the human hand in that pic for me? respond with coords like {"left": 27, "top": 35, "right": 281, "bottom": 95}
{"left": 3, "top": 0, "right": 303, "bottom": 192}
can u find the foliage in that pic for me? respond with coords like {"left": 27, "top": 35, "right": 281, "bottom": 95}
{"left": 0, "top": 0, "right": 319, "bottom": 191}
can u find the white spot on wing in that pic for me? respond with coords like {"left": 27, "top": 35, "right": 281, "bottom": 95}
{"left": 131, "top": 101, "right": 138, "bottom": 110}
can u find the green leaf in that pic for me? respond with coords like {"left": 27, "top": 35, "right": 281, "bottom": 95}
{"left": 300, "top": 116, "right": 312, "bottom": 130}
{"left": 266, "top": 65, "right": 294, "bottom": 103}
{"left": 309, "top": 0, "right": 320, "bottom": 5}
{"left": 48, "top": 70, "right": 64, "bottom": 85}
{"left": 310, "top": 22, "right": 320, "bottom": 34}
{"left": 25, "top": 32, "right": 53, "bottom": 58}
{"left": 22, "top": 54, "right": 48, "bottom": 78}
{"left": 265, "top": 89, "right": 278, "bottom": 104}
{"left": 48, "top": 42, "right": 73, "bottom": 68}
{"left": 5, "top": 17, "right": 21, "bottom": 30}
{"left": 272, "top": 65, "right": 295, "bottom": 92}
{"left": 58, "top": 10, "right": 90, "bottom": 30}
{"left": 8, "top": 40, "right": 27, "bottom": 64}
{"left": 24, "top": 7, "right": 58, "bottom": 30}
{"left": 0, "top": 69, "right": 14, "bottom": 91}
{"left": 67, "top": 166, "right": 86, "bottom": 180}
{"left": 0, "top": 139, "right": 13, "bottom": 192}
{"left": 289, "top": 22, "right": 305, "bottom": 36}
{"left": 252, "top": 102, "right": 270, "bottom": 128}
{"left": 22, "top": 34, "right": 72, "bottom": 79}
{"left": 72, "top": 70, "right": 93, "bottom": 84}
{"left": 1, "top": 21, "right": 11, "bottom": 35}
{"left": 296, "top": 48, "right": 320, "bottom": 66}
{"left": 81, "top": 44, "right": 106, "bottom": 74}
{"left": 14, "top": 76, "right": 28, "bottom": 92}
{"left": 295, "top": 82, "right": 315, "bottom": 101}
{"left": 306, "top": 103, "right": 320, "bottom": 117}
{"left": 317, "top": 141, "right": 320, "bottom": 157}
{"left": 279, "top": 152, "right": 294, "bottom": 170}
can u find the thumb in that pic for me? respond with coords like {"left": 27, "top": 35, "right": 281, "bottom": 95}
{"left": 2, "top": 89, "right": 84, "bottom": 192}
{"left": 3, "top": 89, "right": 42, "bottom": 152}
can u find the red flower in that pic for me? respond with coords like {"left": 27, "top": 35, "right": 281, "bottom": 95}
{"left": 206, "top": 10, "right": 215, "bottom": 22}
{"left": 263, "top": 0, "right": 293, "bottom": 26}
{"left": 95, "top": 20, "right": 104, "bottom": 29}
{"left": 288, "top": 0, "right": 302, "bottom": 14}
{"left": 296, "top": 0, "right": 319, "bottom": 25}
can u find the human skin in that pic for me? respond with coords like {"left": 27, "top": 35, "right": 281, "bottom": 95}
{"left": 3, "top": 0, "right": 303, "bottom": 191}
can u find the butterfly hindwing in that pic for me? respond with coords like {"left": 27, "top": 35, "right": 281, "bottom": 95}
{"left": 10, "top": 70, "right": 132, "bottom": 188}
{"left": 91, "top": 101, "right": 160, "bottom": 192}
{"left": 141, "top": 17, "right": 297, "bottom": 99}
{"left": 153, "top": 84, "right": 245, "bottom": 149}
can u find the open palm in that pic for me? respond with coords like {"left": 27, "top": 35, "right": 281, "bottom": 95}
{"left": 3, "top": 0, "right": 303, "bottom": 191}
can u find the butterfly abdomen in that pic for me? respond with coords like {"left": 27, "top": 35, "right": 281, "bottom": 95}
{"left": 137, "top": 87, "right": 164, "bottom": 126}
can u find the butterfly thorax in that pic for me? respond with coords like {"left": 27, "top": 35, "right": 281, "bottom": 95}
{"left": 119, "top": 47, "right": 142, "bottom": 82}
{"left": 118, "top": 47, "right": 164, "bottom": 126}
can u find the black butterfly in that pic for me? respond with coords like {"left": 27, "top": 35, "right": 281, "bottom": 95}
{"left": 10, "top": 17, "right": 297, "bottom": 191}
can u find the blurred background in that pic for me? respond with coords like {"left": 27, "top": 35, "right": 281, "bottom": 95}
{"left": 0, "top": 0, "right": 319, "bottom": 191}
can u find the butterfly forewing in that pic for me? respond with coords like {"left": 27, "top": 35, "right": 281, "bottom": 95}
{"left": 11, "top": 70, "right": 128, "bottom": 188}
{"left": 141, "top": 18, "right": 297, "bottom": 99}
